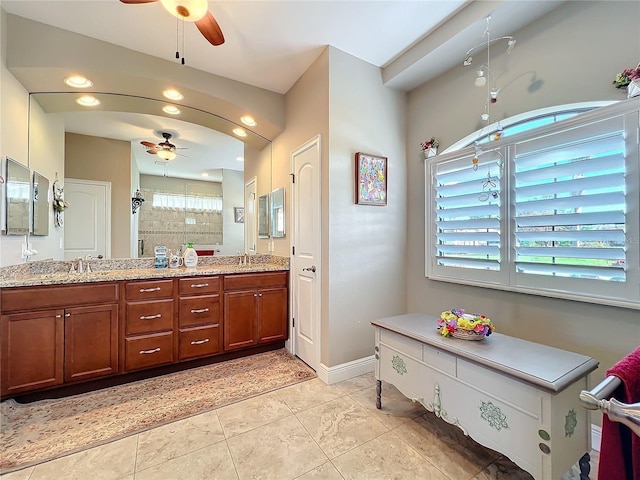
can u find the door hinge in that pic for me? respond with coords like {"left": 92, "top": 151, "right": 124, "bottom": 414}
{"left": 293, "top": 318, "right": 295, "bottom": 328}
{"left": 290, "top": 173, "right": 295, "bottom": 183}
{"left": 292, "top": 246, "right": 295, "bottom": 255}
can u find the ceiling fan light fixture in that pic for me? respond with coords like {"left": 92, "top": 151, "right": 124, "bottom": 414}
{"left": 157, "top": 149, "right": 177, "bottom": 161}
{"left": 160, "top": 0, "right": 207, "bottom": 21}
{"left": 76, "top": 95, "right": 100, "bottom": 107}
{"left": 162, "top": 105, "right": 181, "bottom": 115}
{"left": 162, "top": 89, "right": 184, "bottom": 101}
{"left": 64, "top": 75, "right": 93, "bottom": 88}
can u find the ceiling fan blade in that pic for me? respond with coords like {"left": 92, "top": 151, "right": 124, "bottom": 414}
{"left": 195, "top": 11, "right": 225, "bottom": 46}
{"left": 146, "top": 148, "right": 159, "bottom": 154}
{"left": 119, "top": 0, "right": 158, "bottom": 4}
{"left": 141, "top": 141, "right": 157, "bottom": 148}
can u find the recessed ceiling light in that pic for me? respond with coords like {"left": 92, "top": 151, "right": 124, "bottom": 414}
{"left": 162, "top": 89, "right": 184, "bottom": 101}
{"left": 76, "top": 95, "right": 100, "bottom": 107}
{"left": 236, "top": 157, "right": 244, "bottom": 162}
{"left": 240, "top": 115, "right": 256, "bottom": 127}
{"left": 163, "top": 105, "right": 181, "bottom": 115}
{"left": 201, "top": 172, "right": 209, "bottom": 177}
{"left": 64, "top": 75, "right": 93, "bottom": 88}
{"left": 232, "top": 127, "right": 247, "bottom": 138}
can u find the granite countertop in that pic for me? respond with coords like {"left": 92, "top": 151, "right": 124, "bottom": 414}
{"left": 0, "top": 255, "right": 289, "bottom": 288}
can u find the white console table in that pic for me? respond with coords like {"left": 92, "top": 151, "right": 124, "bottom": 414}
{"left": 372, "top": 313, "right": 599, "bottom": 480}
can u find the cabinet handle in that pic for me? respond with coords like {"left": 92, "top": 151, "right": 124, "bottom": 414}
{"left": 254, "top": 293, "right": 258, "bottom": 297}
{"left": 139, "top": 347, "right": 161, "bottom": 355}
{"left": 140, "top": 314, "right": 162, "bottom": 320}
{"left": 64, "top": 313, "right": 71, "bottom": 317}
{"left": 190, "top": 283, "right": 209, "bottom": 288}
{"left": 56, "top": 314, "right": 63, "bottom": 318}
{"left": 190, "top": 338, "right": 210, "bottom": 345}
{"left": 190, "top": 308, "right": 210, "bottom": 314}
{"left": 258, "top": 293, "right": 263, "bottom": 297}
{"left": 140, "top": 287, "right": 161, "bottom": 292}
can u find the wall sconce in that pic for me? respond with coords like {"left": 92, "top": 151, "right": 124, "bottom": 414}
{"left": 132, "top": 189, "right": 145, "bottom": 214}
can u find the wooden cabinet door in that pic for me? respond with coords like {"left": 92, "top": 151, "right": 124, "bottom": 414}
{"left": 64, "top": 304, "right": 118, "bottom": 383}
{"left": 223, "top": 290, "right": 258, "bottom": 350}
{"left": 257, "top": 287, "right": 288, "bottom": 344}
{"left": 1, "top": 309, "right": 64, "bottom": 397}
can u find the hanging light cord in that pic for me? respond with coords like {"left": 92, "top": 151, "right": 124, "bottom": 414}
{"left": 175, "top": 14, "right": 186, "bottom": 65}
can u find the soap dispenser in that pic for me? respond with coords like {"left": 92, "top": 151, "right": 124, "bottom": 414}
{"left": 183, "top": 242, "right": 198, "bottom": 268}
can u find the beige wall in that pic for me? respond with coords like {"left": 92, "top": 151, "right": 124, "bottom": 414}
{"left": 406, "top": 0, "right": 640, "bottom": 424}
{"left": 65, "top": 132, "right": 131, "bottom": 258}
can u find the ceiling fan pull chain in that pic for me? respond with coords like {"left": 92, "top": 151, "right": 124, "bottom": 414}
{"left": 175, "top": 14, "right": 180, "bottom": 60}
{"left": 181, "top": 16, "right": 186, "bottom": 65}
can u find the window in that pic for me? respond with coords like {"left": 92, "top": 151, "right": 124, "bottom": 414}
{"left": 427, "top": 100, "right": 640, "bottom": 309}
{"left": 152, "top": 193, "right": 222, "bottom": 212}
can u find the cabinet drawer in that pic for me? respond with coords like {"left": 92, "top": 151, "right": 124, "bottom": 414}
{"left": 179, "top": 295, "right": 219, "bottom": 328}
{"left": 380, "top": 329, "right": 422, "bottom": 361}
{"left": 379, "top": 344, "right": 427, "bottom": 400}
{"left": 457, "top": 358, "right": 541, "bottom": 418}
{"left": 125, "top": 279, "right": 174, "bottom": 300}
{"left": 179, "top": 325, "right": 222, "bottom": 360}
{"left": 1, "top": 283, "right": 118, "bottom": 312}
{"left": 178, "top": 277, "right": 220, "bottom": 295}
{"left": 126, "top": 300, "right": 174, "bottom": 335}
{"left": 224, "top": 272, "right": 287, "bottom": 291}
{"left": 125, "top": 332, "right": 173, "bottom": 371}
{"left": 422, "top": 343, "right": 456, "bottom": 376}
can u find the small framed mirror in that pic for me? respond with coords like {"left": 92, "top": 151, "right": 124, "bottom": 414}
{"left": 32, "top": 171, "right": 50, "bottom": 236}
{"left": 270, "top": 187, "right": 285, "bottom": 238}
{"left": 4, "top": 157, "right": 31, "bottom": 235}
{"left": 258, "top": 193, "right": 270, "bottom": 238}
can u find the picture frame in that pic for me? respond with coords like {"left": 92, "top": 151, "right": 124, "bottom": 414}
{"left": 234, "top": 207, "right": 245, "bottom": 223}
{"left": 355, "top": 152, "right": 387, "bottom": 206}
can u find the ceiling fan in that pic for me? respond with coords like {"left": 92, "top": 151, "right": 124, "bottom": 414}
{"left": 119, "top": 0, "right": 225, "bottom": 46}
{"left": 141, "top": 132, "right": 187, "bottom": 161}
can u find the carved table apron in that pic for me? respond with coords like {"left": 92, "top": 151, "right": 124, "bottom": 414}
{"left": 372, "top": 313, "right": 599, "bottom": 480}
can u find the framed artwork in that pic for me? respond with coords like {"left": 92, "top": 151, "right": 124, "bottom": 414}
{"left": 355, "top": 152, "right": 387, "bottom": 206}
{"left": 234, "top": 207, "right": 245, "bottom": 223}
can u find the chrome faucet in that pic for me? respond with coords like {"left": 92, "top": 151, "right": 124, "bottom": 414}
{"left": 71, "top": 257, "right": 84, "bottom": 274}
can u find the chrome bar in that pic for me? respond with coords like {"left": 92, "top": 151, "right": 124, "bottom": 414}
{"left": 580, "top": 375, "right": 640, "bottom": 438}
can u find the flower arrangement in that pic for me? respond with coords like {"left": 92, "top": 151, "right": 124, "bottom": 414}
{"left": 420, "top": 137, "right": 439, "bottom": 151}
{"left": 437, "top": 308, "right": 495, "bottom": 339}
{"left": 612, "top": 64, "right": 640, "bottom": 88}
{"left": 52, "top": 180, "right": 69, "bottom": 227}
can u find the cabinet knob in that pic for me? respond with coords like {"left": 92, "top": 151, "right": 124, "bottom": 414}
{"left": 64, "top": 313, "right": 71, "bottom": 317}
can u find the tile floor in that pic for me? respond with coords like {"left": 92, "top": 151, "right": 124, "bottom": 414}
{"left": 1, "top": 372, "right": 597, "bottom": 480}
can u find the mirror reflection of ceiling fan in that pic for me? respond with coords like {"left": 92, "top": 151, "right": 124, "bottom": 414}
{"left": 119, "top": 0, "right": 225, "bottom": 55}
{"left": 141, "top": 132, "right": 188, "bottom": 161}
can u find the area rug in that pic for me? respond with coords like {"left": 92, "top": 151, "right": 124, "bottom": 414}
{"left": 0, "top": 349, "right": 315, "bottom": 473}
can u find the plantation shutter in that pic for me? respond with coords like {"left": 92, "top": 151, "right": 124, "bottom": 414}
{"left": 513, "top": 116, "right": 627, "bottom": 282}
{"left": 430, "top": 150, "right": 504, "bottom": 281}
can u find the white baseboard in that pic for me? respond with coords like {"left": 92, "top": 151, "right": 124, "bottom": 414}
{"left": 317, "top": 355, "right": 375, "bottom": 385}
{"left": 591, "top": 424, "right": 601, "bottom": 452}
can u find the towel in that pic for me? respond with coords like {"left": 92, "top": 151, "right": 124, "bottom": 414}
{"left": 598, "top": 346, "right": 640, "bottom": 480}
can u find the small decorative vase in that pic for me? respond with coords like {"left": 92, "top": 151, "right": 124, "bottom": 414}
{"left": 424, "top": 148, "right": 437, "bottom": 159}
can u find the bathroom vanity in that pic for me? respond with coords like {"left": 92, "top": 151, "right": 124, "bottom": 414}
{"left": 0, "top": 257, "right": 289, "bottom": 398}
{"left": 372, "top": 313, "right": 599, "bottom": 480}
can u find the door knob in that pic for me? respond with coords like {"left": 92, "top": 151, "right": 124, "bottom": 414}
{"left": 302, "top": 266, "right": 316, "bottom": 273}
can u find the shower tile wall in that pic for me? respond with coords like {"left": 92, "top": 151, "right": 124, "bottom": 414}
{"left": 138, "top": 187, "right": 223, "bottom": 257}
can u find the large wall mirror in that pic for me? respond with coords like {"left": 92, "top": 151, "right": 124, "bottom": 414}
{"left": 28, "top": 93, "right": 272, "bottom": 259}
{"left": 4, "top": 157, "right": 31, "bottom": 236}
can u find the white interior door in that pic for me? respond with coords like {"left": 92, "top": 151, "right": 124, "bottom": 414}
{"left": 63, "top": 179, "right": 111, "bottom": 260}
{"left": 245, "top": 177, "right": 257, "bottom": 254}
{"left": 291, "top": 135, "right": 321, "bottom": 371}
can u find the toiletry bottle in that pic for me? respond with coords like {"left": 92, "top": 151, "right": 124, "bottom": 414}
{"left": 183, "top": 242, "right": 198, "bottom": 268}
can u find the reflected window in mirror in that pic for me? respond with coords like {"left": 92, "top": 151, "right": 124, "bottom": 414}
{"left": 32, "top": 171, "right": 50, "bottom": 236}
{"left": 270, "top": 187, "right": 285, "bottom": 238}
{"left": 5, "top": 157, "right": 31, "bottom": 235}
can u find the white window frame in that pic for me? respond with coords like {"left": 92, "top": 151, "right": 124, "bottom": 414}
{"left": 426, "top": 98, "right": 640, "bottom": 310}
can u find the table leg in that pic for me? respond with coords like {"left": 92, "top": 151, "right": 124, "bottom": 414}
{"left": 376, "top": 379, "right": 382, "bottom": 409}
